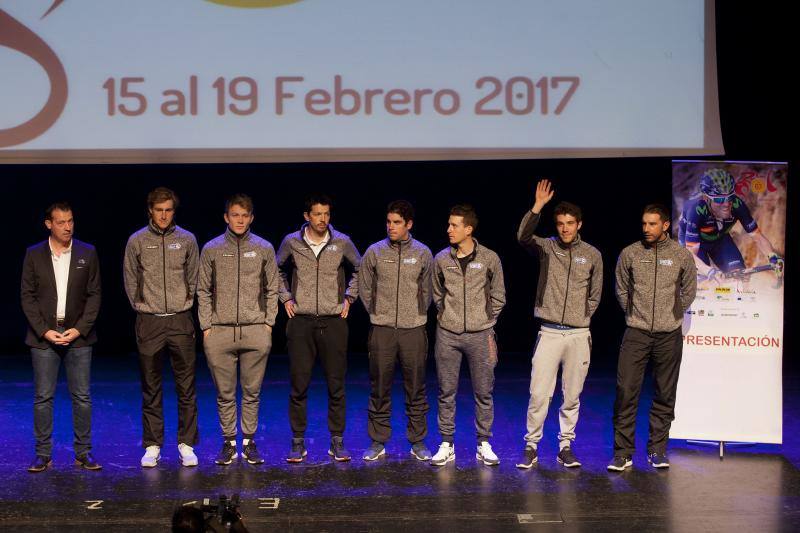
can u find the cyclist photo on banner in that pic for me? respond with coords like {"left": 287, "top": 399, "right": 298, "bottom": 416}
{"left": 674, "top": 164, "right": 785, "bottom": 289}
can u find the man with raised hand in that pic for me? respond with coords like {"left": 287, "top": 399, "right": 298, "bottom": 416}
{"left": 359, "top": 200, "right": 434, "bottom": 462}
{"left": 277, "top": 194, "right": 361, "bottom": 463}
{"left": 515, "top": 179, "right": 602, "bottom": 469}
{"left": 430, "top": 204, "right": 506, "bottom": 467}
{"left": 197, "top": 194, "right": 280, "bottom": 466}
{"left": 124, "top": 187, "right": 200, "bottom": 468}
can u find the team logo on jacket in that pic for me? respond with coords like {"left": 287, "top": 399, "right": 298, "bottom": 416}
{"left": 326, "top": 245, "right": 339, "bottom": 252}
{"left": 658, "top": 259, "right": 674, "bottom": 266}
{"left": 469, "top": 263, "right": 483, "bottom": 269}
{"left": 243, "top": 251, "right": 257, "bottom": 258}
{"left": 78, "top": 258, "right": 86, "bottom": 265}
{"left": 403, "top": 258, "right": 418, "bottom": 264}
{"left": 574, "top": 257, "right": 587, "bottom": 264}
{"left": 168, "top": 243, "right": 182, "bottom": 250}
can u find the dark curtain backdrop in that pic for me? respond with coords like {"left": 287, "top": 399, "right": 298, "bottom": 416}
{"left": 0, "top": 4, "right": 794, "bottom": 372}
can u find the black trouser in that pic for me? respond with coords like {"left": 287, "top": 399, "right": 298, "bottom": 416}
{"left": 136, "top": 311, "right": 198, "bottom": 448}
{"left": 367, "top": 325, "right": 429, "bottom": 444}
{"left": 287, "top": 315, "right": 348, "bottom": 438}
{"left": 613, "top": 326, "right": 683, "bottom": 456}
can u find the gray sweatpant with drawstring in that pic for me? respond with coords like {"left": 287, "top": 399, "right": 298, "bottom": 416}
{"left": 204, "top": 324, "right": 272, "bottom": 439}
{"left": 524, "top": 325, "right": 591, "bottom": 450}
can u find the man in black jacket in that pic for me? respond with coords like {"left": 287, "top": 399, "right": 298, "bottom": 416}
{"left": 21, "top": 202, "right": 102, "bottom": 472}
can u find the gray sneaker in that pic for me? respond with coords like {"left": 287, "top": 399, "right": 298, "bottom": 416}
{"left": 362, "top": 441, "right": 386, "bottom": 461}
{"left": 410, "top": 442, "right": 432, "bottom": 461}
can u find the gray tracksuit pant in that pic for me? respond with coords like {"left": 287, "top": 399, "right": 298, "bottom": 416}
{"left": 435, "top": 326, "right": 498, "bottom": 441}
{"left": 203, "top": 324, "right": 272, "bottom": 439}
{"left": 525, "top": 325, "right": 591, "bottom": 449}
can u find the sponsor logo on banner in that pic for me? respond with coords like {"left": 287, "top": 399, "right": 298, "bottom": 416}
{"left": 715, "top": 287, "right": 732, "bottom": 294}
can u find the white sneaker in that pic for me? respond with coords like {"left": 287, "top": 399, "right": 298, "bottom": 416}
{"left": 430, "top": 442, "right": 455, "bottom": 466}
{"left": 141, "top": 445, "right": 160, "bottom": 468}
{"left": 178, "top": 443, "right": 198, "bottom": 467}
{"left": 476, "top": 441, "right": 499, "bottom": 466}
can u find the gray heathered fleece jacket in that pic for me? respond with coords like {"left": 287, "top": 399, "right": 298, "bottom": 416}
{"left": 358, "top": 235, "right": 433, "bottom": 329}
{"left": 433, "top": 239, "right": 505, "bottom": 334}
{"left": 123, "top": 222, "right": 199, "bottom": 315}
{"left": 276, "top": 224, "right": 361, "bottom": 317}
{"left": 615, "top": 235, "right": 697, "bottom": 333}
{"left": 517, "top": 211, "right": 603, "bottom": 327}
{"left": 197, "top": 228, "right": 280, "bottom": 331}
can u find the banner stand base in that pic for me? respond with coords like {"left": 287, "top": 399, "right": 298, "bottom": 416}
{"left": 686, "top": 440, "right": 755, "bottom": 460}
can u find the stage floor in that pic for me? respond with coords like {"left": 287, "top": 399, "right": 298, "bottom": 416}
{"left": 1, "top": 353, "right": 798, "bottom": 532}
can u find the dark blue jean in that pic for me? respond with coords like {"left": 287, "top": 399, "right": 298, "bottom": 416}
{"left": 31, "top": 345, "right": 93, "bottom": 457}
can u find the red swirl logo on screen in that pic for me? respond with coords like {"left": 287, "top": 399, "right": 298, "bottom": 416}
{"left": 0, "top": 2, "right": 67, "bottom": 148}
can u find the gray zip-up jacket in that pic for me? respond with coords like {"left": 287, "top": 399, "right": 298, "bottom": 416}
{"left": 358, "top": 235, "right": 433, "bottom": 329}
{"left": 615, "top": 235, "right": 697, "bottom": 333}
{"left": 276, "top": 224, "right": 361, "bottom": 316}
{"left": 123, "top": 222, "right": 199, "bottom": 315}
{"left": 197, "top": 229, "right": 280, "bottom": 331}
{"left": 433, "top": 240, "right": 505, "bottom": 333}
{"left": 517, "top": 211, "right": 603, "bottom": 327}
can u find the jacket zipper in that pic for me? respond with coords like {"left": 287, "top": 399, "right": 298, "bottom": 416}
{"left": 161, "top": 233, "right": 168, "bottom": 313}
{"left": 651, "top": 244, "right": 658, "bottom": 333}
{"left": 395, "top": 242, "right": 402, "bottom": 328}
{"left": 236, "top": 238, "right": 241, "bottom": 326}
{"left": 462, "top": 260, "right": 467, "bottom": 333}
{"left": 561, "top": 244, "right": 573, "bottom": 325}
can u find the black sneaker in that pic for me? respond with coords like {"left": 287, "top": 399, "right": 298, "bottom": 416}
{"left": 286, "top": 438, "right": 307, "bottom": 463}
{"left": 515, "top": 447, "right": 538, "bottom": 469}
{"left": 242, "top": 440, "right": 265, "bottom": 465}
{"left": 648, "top": 452, "right": 669, "bottom": 468}
{"left": 74, "top": 453, "right": 102, "bottom": 470}
{"left": 215, "top": 441, "right": 238, "bottom": 465}
{"left": 28, "top": 455, "right": 52, "bottom": 473}
{"left": 328, "top": 436, "right": 351, "bottom": 462}
{"left": 607, "top": 455, "right": 632, "bottom": 471}
{"left": 557, "top": 447, "right": 581, "bottom": 468}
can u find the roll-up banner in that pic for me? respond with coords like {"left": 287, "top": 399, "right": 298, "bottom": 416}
{"left": 0, "top": 0, "right": 722, "bottom": 163}
{"left": 671, "top": 160, "right": 786, "bottom": 444}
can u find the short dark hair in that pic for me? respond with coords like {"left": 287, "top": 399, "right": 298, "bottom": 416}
{"left": 304, "top": 193, "right": 333, "bottom": 214}
{"left": 449, "top": 204, "right": 478, "bottom": 232}
{"left": 553, "top": 201, "right": 582, "bottom": 223}
{"left": 643, "top": 203, "right": 671, "bottom": 222}
{"left": 45, "top": 202, "right": 72, "bottom": 221}
{"left": 386, "top": 200, "right": 415, "bottom": 223}
{"left": 171, "top": 505, "right": 204, "bottom": 533}
{"left": 147, "top": 187, "right": 179, "bottom": 210}
{"left": 225, "top": 193, "right": 254, "bottom": 214}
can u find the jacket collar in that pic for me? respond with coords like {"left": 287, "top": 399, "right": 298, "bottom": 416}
{"left": 449, "top": 238, "right": 480, "bottom": 260}
{"left": 148, "top": 220, "right": 176, "bottom": 236}
{"left": 225, "top": 227, "right": 251, "bottom": 243}
{"left": 555, "top": 233, "right": 582, "bottom": 250}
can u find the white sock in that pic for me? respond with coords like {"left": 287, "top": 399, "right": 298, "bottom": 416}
{"left": 242, "top": 439, "right": 250, "bottom": 446}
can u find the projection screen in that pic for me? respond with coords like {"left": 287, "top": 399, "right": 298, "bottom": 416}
{"left": 0, "top": 0, "right": 723, "bottom": 163}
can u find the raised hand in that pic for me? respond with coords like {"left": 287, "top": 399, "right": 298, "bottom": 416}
{"left": 532, "top": 179, "right": 555, "bottom": 213}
